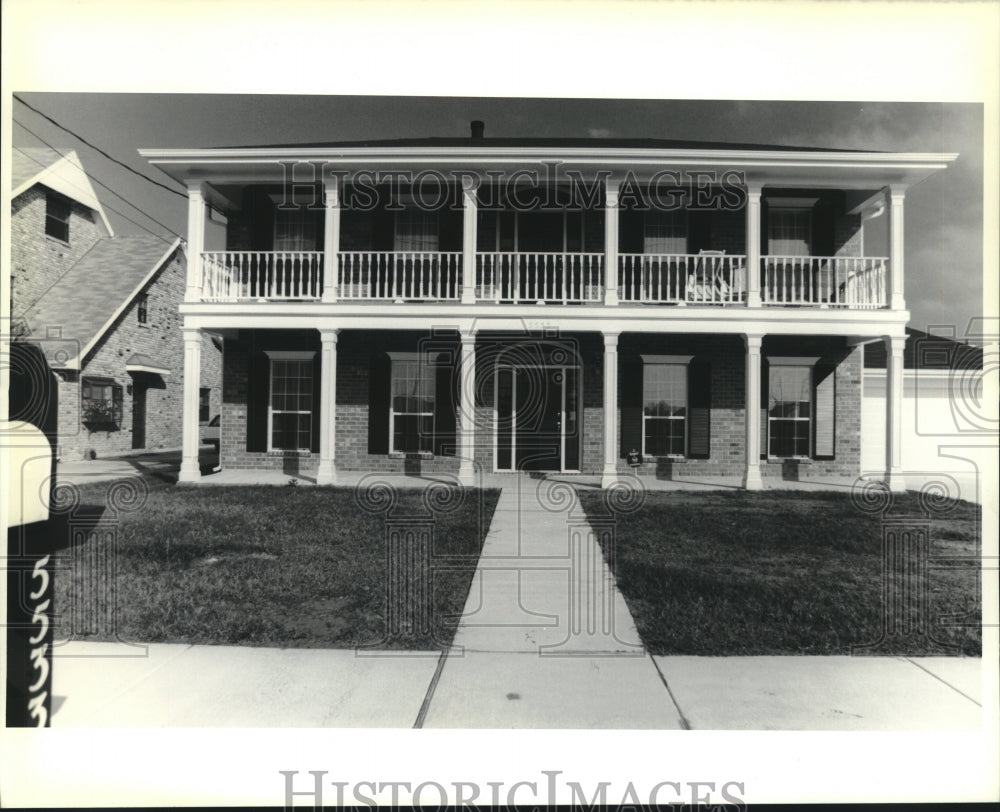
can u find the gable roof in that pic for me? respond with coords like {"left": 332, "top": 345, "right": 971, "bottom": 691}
{"left": 11, "top": 147, "right": 114, "bottom": 237}
{"left": 864, "top": 327, "right": 984, "bottom": 370}
{"left": 21, "top": 236, "right": 181, "bottom": 370}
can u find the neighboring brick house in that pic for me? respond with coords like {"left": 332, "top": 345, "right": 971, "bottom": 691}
{"left": 11, "top": 147, "right": 222, "bottom": 460}
{"left": 140, "top": 126, "right": 956, "bottom": 490}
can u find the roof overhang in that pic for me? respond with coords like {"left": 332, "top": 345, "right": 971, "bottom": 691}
{"left": 140, "top": 146, "right": 958, "bottom": 190}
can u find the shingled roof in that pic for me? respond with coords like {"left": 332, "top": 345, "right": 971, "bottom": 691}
{"left": 21, "top": 236, "right": 181, "bottom": 369}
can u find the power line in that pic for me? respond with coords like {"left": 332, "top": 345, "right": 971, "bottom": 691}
{"left": 13, "top": 120, "right": 182, "bottom": 242}
{"left": 13, "top": 94, "right": 189, "bottom": 200}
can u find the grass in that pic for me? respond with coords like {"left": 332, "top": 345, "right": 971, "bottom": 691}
{"left": 577, "top": 489, "right": 982, "bottom": 656}
{"left": 53, "top": 479, "right": 499, "bottom": 650}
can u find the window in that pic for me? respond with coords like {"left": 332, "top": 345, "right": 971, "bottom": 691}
{"left": 394, "top": 210, "right": 439, "bottom": 251}
{"left": 767, "top": 208, "right": 811, "bottom": 256}
{"left": 768, "top": 365, "right": 812, "bottom": 458}
{"left": 45, "top": 193, "right": 71, "bottom": 242}
{"left": 266, "top": 352, "right": 314, "bottom": 451}
{"left": 389, "top": 353, "right": 435, "bottom": 453}
{"left": 81, "top": 377, "right": 123, "bottom": 427}
{"left": 274, "top": 206, "right": 319, "bottom": 250}
{"left": 642, "top": 357, "right": 691, "bottom": 457}
{"left": 199, "top": 387, "right": 211, "bottom": 424}
{"left": 137, "top": 293, "right": 149, "bottom": 325}
{"left": 643, "top": 211, "right": 687, "bottom": 254}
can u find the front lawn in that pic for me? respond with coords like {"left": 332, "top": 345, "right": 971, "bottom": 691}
{"left": 578, "top": 489, "right": 981, "bottom": 656}
{"left": 53, "top": 480, "right": 499, "bottom": 650}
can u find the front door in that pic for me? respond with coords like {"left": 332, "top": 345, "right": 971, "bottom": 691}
{"left": 131, "top": 384, "right": 146, "bottom": 449}
{"left": 496, "top": 365, "right": 580, "bottom": 472}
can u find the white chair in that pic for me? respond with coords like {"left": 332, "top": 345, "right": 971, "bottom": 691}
{"left": 687, "top": 250, "right": 726, "bottom": 303}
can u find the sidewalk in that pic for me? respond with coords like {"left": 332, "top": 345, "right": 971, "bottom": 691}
{"left": 48, "top": 477, "right": 984, "bottom": 730}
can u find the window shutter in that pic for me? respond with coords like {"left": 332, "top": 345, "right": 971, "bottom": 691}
{"left": 688, "top": 359, "right": 711, "bottom": 459}
{"left": 434, "top": 351, "right": 457, "bottom": 456}
{"left": 760, "top": 199, "right": 769, "bottom": 254}
{"left": 438, "top": 208, "right": 462, "bottom": 252}
{"left": 620, "top": 358, "right": 643, "bottom": 459}
{"left": 249, "top": 188, "right": 275, "bottom": 251}
{"left": 759, "top": 357, "right": 769, "bottom": 460}
{"left": 246, "top": 345, "right": 269, "bottom": 452}
{"left": 812, "top": 198, "right": 835, "bottom": 257}
{"left": 619, "top": 211, "right": 643, "bottom": 253}
{"left": 374, "top": 190, "right": 394, "bottom": 250}
{"left": 368, "top": 352, "right": 391, "bottom": 454}
{"left": 311, "top": 351, "right": 322, "bottom": 454}
{"left": 814, "top": 362, "right": 836, "bottom": 459}
{"left": 687, "top": 210, "right": 711, "bottom": 253}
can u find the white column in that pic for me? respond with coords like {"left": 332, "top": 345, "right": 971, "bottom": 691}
{"left": 185, "top": 183, "right": 207, "bottom": 302}
{"left": 321, "top": 179, "right": 340, "bottom": 303}
{"left": 745, "top": 182, "right": 762, "bottom": 307}
{"left": 603, "top": 179, "right": 620, "bottom": 306}
{"left": 458, "top": 330, "right": 477, "bottom": 485}
{"left": 601, "top": 331, "right": 620, "bottom": 488}
{"left": 743, "top": 334, "right": 763, "bottom": 490}
{"left": 887, "top": 185, "right": 906, "bottom": 311}
{"left": 316, "top": 329, "right": 339, "bottom": 485}
{"left": 179, "top": 327, "right": 203, "bottom": 483}
{"left": 884, "top": 335, "right": 907, "bottom": 492}
{"left": 461, "top": 178, "right": 479, "bottom": 304}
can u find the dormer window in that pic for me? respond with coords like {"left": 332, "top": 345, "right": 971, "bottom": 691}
{"left": 45, "top": 192, "right": 71, "bottom": 242}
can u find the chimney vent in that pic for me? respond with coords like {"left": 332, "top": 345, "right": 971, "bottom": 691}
{"left": 470, "top": 120, "right": 485, "bottom": 139}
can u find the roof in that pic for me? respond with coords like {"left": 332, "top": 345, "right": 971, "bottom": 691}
{"left": 864, "top": 327, "right": 984, "bottom": 370}
{"left": 125, "top": 353, "right": 171, "bottom": 376}
{"left": 12, "top": 147, "right": 114, "bottom": 237}
{"left": 21, "top": 236, "right": 181, "bottom": 369}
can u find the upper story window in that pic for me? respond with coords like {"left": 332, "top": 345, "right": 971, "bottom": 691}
{"left": 643, "top": 211, "right": 687, "bottom": 254}
{"left": 274, "top": 206, "right": 319, "bottom": 251}
{"left": 137, "top": 293, "right": 149, "bottom": 324}
{"left": 394, "top": 211, "right": 439, "bottom": 252}
{"left": 45, "top": 192, "right": 71, "bottom": 243}
{"left": 767, "top": 205, "right": 813, "bottom": 256}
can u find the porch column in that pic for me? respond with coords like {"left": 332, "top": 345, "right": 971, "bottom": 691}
{"left": 887, "top": 185, "right": 906, "bottom": 310}
{"left": 884, "top": 335, "right": 907, "bottom": 492}
{"left": 185, "top": 182, "right": 207, "bottom": 302}
{"left": 316, "top": 329, "right": 339, "bottom": 485}
{"left": 461, "top": 177, "right": 479, "bottom": 304}
{"left": 321, "top": 178, "right": 340, "bottom": 303}
{"left": 458, "top": 330, "right": 477, "bottom": 486}
{"left": 179, "top": 327, "right": 202, "bottom": 483}
{"left": 603, "top": 179, "right": 620, "bottom": 306}
{"left": 743, "top": 333, "right": 763, "bottom": 490}
{"left": 601, "top": 331, "right": 620, "bottom": 488}
{"left": 745, "top": 182, "right": 762, "bottom": 307}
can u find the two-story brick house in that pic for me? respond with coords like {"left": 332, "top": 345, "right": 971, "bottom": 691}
{"left": 11, "top": 147, "right": 222, "bottom": 460}
{"left": 140, "top": 126, "right": 955, "bottom": 489}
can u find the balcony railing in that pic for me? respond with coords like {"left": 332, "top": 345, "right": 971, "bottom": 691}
{"left": 201, "top": 251, "right": 323, "bottom": 301}
{"left": 338, "top": 251, "right": 461, "bottom": 301}
{"left": 762, "top": 256, "right": 887, "bottom": 308}
{"left": 476, "top": 252, "right": 604, "bottom": 304}
{"left": 197, "top": 251, "right": 889, "bottom": 310}
{"left": 619, "top": 253, "right": 747, "bottom": 305}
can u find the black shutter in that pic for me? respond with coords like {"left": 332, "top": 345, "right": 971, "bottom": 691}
{"left": 374, "top": 190, "right": 395, "bottom": 250}
{"left": 619, "top": 210, "right": 643, "bottom": 253}
{"left": 434, "top": 351, "right": 457, "bottom": 456}
{"left": 759, "top": 357, "right": 769, "bottom": 460}
{"left": 368, "top": 352, "right": 391, "bottom": 454}
{"left": 248, "top": 187, "right": 275, "bottom": 251}
{"left": 760, "top": 199, "right": 770, "bottom": 254}
{"left": 812, "top": 197, "right": 835, "bottom": 257}
{"left": 620, "top": 358, "right": 643, "bottom": 459}
{"left": 687, "top": 210, "right": 712, "bottom": 253}
{"left": 688, "top": 359, "right": 711, "bottom": 459}
{"left": 247, "top": 342, "right": 269, "bottom": 452}
{"left": 814, "top": 361, "right": 836, "bottom": 459}
{"left": 438, "top": 209, "right": 462, "bottom": 253}
{"left": 311, "top": 351, "right": 322, "bottom": 454}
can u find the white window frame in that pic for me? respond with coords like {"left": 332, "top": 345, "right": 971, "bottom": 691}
{"left": 643, "top": 210, "right": 688, "bottom": 254}
{"left": 640, "top": 354, "right": 693, "bottom": 459}
{"left": 265, "top": 350, "right": 315, "bottom": 452}
{"left": 394, "top": 210, "right": 440, "bottom": 252}
{"left": 766, "top": 198, "right": 816, "bottom": 257}
{"left": 388, "top": 351, "right": 436, "bottom": 455}
{"left": 766, "top": 356, "right": 820, "bottom": 460}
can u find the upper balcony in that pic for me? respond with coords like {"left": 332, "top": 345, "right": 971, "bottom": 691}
{"left": 143, "top": 140, "right": 956, "bottom": 317}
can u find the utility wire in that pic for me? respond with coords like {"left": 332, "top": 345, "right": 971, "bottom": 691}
{"left": 13, "top": 94, "right": 189, "bottom": 200}
{"left": 13, "top": 120, "right": 183, "bottom": 243}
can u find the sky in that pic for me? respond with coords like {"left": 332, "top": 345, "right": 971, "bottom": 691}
{"left": 10, "top": 94, "right": 984, "bottom": 336}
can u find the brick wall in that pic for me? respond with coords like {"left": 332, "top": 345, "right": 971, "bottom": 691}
{"left": 10, "top": 186, "right": 104, "bottom": 316}
{"left": 55, "top": 250, "right": 223, "bottom": 460}
{"left": 218, "top": 328, "right": 861, "bottom": 481}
